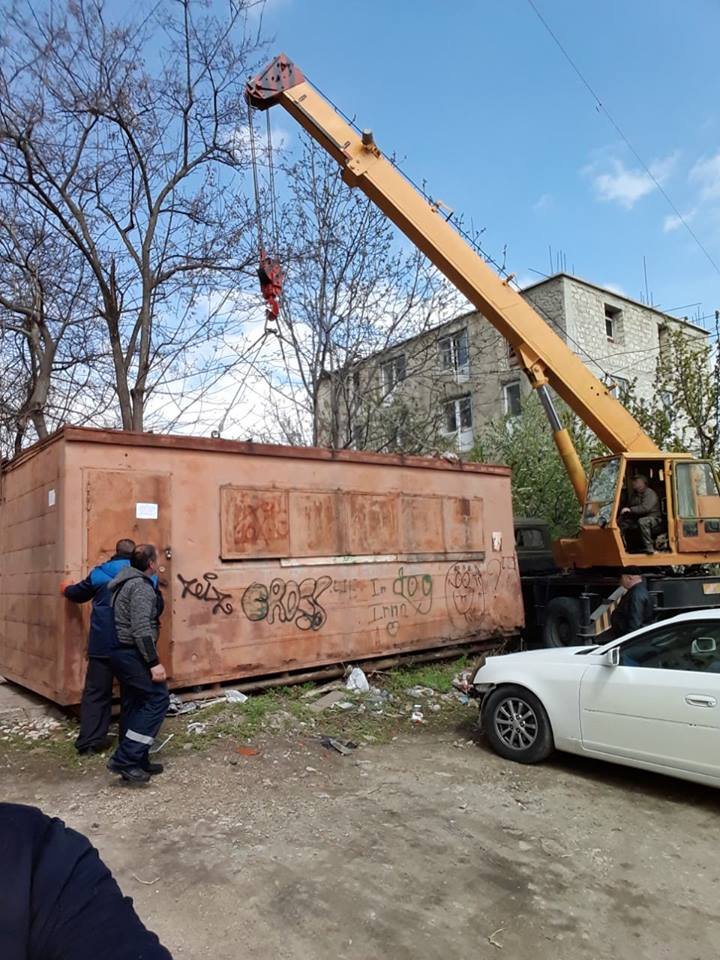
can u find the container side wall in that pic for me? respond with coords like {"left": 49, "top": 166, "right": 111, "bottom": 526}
{"left": 0, "top": 439, "right": 64, "bottom": 700}
{"left": 65, "top": 438, "right": 522, "bottom": 696}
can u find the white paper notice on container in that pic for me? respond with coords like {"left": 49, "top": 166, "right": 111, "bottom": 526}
{"left": 48, "top": 489, "right": 56, "bottom": 507}
{"left": 136, "top": 502, "right": 158, "bottom": 520}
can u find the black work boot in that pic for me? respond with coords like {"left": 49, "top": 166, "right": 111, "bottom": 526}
{"left": 119, "top": 766, "right": 151, "bottom": 784}
{"left": 142, "top": 761, "right": 164, "bottom": 776}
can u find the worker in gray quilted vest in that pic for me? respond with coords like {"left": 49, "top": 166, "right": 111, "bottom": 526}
{"left": 106, "top": 544, "right": 169, "bottom": 784}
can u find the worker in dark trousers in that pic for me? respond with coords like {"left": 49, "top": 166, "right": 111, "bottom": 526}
{"left": 61, "top": 538, "right": 135, "bottom": 754}
{"left": 610, "top": 568, "right": 654, "bottom": 639}
{"left": 107, "top": 544, "right": 169, "bottom": 784}
{"left": 0, "top": 802, "right": 173, "bottom": 959}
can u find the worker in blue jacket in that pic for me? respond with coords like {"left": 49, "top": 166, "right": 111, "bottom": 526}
{"left": 0, "top": 803, "right": 173, "bottom": 959}
{"left": 61, "top": 539, "right": 135, "bottom": 754}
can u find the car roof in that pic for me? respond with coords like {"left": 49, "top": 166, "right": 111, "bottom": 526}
{"left": 666, "top": 608, "right": 720, "bottom": 621}
{"left": 595, "top": 606, "right": 720, "bottom": 651}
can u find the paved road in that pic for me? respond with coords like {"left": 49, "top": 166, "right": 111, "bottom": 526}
{"left": 3, "top": 731, "right": 719, "bottom": 959}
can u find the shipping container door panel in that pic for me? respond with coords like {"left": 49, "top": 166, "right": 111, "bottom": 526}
{"left": 84, "top": 470, "right": 173, "bottom": 670}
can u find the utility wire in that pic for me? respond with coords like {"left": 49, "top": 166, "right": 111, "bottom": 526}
{"left": 525, "top": 0, "right": 720, "bottom": 278}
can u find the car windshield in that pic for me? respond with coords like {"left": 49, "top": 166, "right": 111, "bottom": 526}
{"left": 574, "top": 647, "right": 598, "bottom": 655}
{"left": 583, "top": 458, "right": 620, "bottom": 526}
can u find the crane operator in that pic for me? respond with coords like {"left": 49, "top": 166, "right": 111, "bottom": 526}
{"left": 619, "top": 474, "right": 662, "bottom": 555}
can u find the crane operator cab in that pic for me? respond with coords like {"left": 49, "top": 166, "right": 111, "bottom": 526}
{"left": 555, "top": 454, "right": 720, "bottom": 569}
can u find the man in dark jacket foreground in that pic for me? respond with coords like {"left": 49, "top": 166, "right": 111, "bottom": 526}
{"left": 0, "top": 803, "right": 172, "bottom": 959}
{"left": 610, "top": 568, "right": 655, "bottom": 639}
{"left": 61, "top": 538, "right": 135, "bottom": 754}
{"left": 107, "top": 544, "right": 169, "bottom": 784}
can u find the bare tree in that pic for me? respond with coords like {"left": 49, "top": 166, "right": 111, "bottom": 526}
{"left": 256, "top": 134, "right": 465, "bottom": 449}
{"left": 0, "top": 196, "right": 112, "bottom": 456}
{"left": 0, "top": 0, "right": 265, "bottom": 432}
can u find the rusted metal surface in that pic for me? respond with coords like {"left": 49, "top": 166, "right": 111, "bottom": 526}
{"left": 0, "top": 427, "right": 523, "bottom": 705}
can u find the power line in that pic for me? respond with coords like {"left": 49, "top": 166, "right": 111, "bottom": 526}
{"left": 525, "top": 0, "right": 720, "bottom": 278}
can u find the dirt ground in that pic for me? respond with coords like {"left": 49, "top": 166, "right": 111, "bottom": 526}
{"left": 3, "top": 716, "right": 720, "bottom": 960}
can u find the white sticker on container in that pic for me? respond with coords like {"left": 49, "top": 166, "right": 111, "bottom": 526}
{"left": 492, "top": 531, "right": 503, "bottom": 552}
{"left": 48, "top": 489, "right": 56, "bottom": 507}
{"left": 136, "top": 502, "right": 159, "bottom": 520}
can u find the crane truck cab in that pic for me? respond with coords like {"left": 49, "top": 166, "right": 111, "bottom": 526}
{"left": 555, "top": 453, "right": 720, "bottom": 569}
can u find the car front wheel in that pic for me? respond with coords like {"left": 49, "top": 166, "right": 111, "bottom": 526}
{"left": 482, "top": 685, "right": 554, "bottom": 764}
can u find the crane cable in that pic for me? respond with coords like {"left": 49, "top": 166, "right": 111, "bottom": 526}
{"left": 247, "top": 103, "right": 283, "bottom": 335}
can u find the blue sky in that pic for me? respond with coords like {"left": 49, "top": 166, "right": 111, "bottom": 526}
{"left": 259, "top": 0, "right": 720, "bottom": 327}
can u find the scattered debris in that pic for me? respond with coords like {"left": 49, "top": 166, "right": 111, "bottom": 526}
{"left": 488, "top": 927, "right": 505, "bottom": 949}
{"left": 410, "top": 706, "right": 425, "bottom": 724}
{"left": 224, "top": 689, "right": 249, "bottom": 704}
{"left": 309, "top": 690, "right": 348, "bottom": 713}
{"left": 235, "top": 745, "right": 260, "bottom": 757}
{"left": 186, "top": 722, "right": 207, "bottom": 735}
{"left": 150, "top": 733, "right": 174, "bottom": 754}
{"left": 319, "top": 736, "right": 357, "bottom": 756}
{"left": 336, "top": 701, "right": 355, "bottom": 711}
{"left": 167, "top": 694, "right": 197, "bottom": 716}
{"left": 133, "top": 874, "right": 160, "bottom": 885}
{"left": 429, "top": 703, "right": 441, "bottom": 713}
{"left": 0, "top": 716, "right": 65, "bottom": 742}
{"left": 407, "top": 686, "right": 435, "bottom": 699}
{"left": 301, "top": 680, "right": 343, "bottom": 699}
{"left": 345, "top": 666, "right": 370, "bottom": 693}
{"left": 452, "top": 666, "right": 479, "bottom": 694}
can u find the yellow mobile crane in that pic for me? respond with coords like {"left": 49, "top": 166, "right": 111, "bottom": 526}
{"left": 246, "top": 54, "right": 720, "bottom": 644}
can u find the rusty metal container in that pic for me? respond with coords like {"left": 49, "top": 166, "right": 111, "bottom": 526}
{"left": 0, "top": 427, "right": 523, "bottom": 705}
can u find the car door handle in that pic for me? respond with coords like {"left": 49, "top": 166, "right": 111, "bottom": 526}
{"left": 685, "top": 694, "right": 718, "bottom": 708}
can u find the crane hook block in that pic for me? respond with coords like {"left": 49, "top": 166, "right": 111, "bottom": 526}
{"left": 258, "top": 253, "right": 283, "bottom": 323}
{"left": 246, "top": 54, "right": 305, "bottom": 110}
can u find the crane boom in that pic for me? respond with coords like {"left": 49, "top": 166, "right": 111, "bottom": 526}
{"left": 246, "top": 55, "right": 660, "bottom": 500}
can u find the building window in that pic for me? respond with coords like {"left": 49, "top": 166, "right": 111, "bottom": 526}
{"left": 605, "top": 304, "right": 622, "bottom": 341}
{"left": 502, "top": 381, "right": 522, "bottom": 417}
{"left": 438, "top": 329, "right": 469, "bottom": 379}
{"left": 380, "top": 354, "right": 406, "bottom": 395}
{"left": 443, "top": 395, "right": 473, "bottom": 450}
{"left": 608, "top": 374, "right": 629, "bottom": 396}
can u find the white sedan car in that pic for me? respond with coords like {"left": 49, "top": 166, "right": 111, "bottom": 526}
{"left": 473, "top": 609, "right": 720, "bottom": 788}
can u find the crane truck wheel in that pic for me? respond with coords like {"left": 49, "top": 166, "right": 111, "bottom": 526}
{"left": 543, "top": 597, "right": 581, "bottom": 647}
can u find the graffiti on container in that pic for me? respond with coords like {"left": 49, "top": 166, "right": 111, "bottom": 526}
{"left": 332, "top": 578, "right": 361, "bottom": 600}
{"left": 370, "top": 601, "right": 407, "bottom": 638}
{"left": 176, "top": 572, "right": 233, "bottom": 616}
{"left": 241, "top": 576, "right": 332, "bottom": 631}
{"left": 369, "top": 567, "right": 433, "bottom": 635}
{"left": 445, "top": 561, "right": 484, "bottom": 623}
{"left": 393, "top": 566, "right": 433, "bottom": 614}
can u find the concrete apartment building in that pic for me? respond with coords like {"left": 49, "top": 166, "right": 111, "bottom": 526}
{"left": 319, "top": 273, "right": 708, "bottom": 454}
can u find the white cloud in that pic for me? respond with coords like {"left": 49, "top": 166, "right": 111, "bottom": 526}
{"left": 662, "top": 209, "right": 696, "bottom": 233}
{"left": 532, "top": 193, "right": 552, "bottom": 212}
{"left": 588, "top": 153, "right": 678, "bottom": 209}
{"left": 602, "top": 282, "right": 627, "bottom": 296}
{"left": 690, "top": 151, "right": 720, "bottom": 200}
{"left": 230, "top": 121, "right": 292, "bottom": 163}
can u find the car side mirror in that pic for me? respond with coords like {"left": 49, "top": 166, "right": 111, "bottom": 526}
{"left": 602, "top": 647, "right": 620, "bottom": 667}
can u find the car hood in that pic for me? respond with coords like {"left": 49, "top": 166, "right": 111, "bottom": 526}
{"left": 481, "top": 645, "right": 597, "bottom": 669}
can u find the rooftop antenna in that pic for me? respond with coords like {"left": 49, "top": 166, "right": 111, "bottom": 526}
{"left": 643, "top": 256, "right": 650, "bottom": 306}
